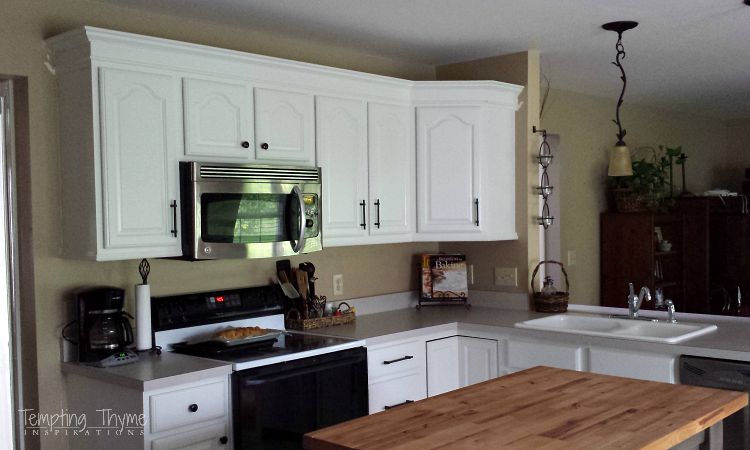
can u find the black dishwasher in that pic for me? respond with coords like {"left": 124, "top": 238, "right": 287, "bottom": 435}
{"left": 680, "top": 355, "right": 750, "bottom": 450}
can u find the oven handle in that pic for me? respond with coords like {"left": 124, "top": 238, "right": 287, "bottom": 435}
{"left": 290, "top": 185, "right": 306, "bottom": 253}
{"left": 239, "top": 354, "right": 365, "bottom": 386}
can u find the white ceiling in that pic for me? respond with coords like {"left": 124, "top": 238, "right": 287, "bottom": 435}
{"left": 105, "top": 0, "right": 750, "bottom": 119}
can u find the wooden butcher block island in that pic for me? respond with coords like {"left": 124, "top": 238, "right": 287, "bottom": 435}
{"left": 304, "top": 366, "right": 748, "bottom": 450}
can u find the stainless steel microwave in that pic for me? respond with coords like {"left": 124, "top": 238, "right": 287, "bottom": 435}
{"left": 180, "top": 162, "right": 322, "bottom": 260}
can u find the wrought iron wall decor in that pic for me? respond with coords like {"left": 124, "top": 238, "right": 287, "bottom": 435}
{"left": 534, "top": 126, "right": 554, "bottom": 229}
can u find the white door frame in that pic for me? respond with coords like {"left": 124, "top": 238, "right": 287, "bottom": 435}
{"left": 0, "top": 80, "right": 22, "bottom": 450}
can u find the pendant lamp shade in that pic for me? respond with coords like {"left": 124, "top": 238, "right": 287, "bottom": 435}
{"left": 608, "top": 145, "right": 633, "bottom": 176}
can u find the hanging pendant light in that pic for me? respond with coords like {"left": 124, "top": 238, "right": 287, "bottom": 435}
{"left": 603, "top": 20, "right": 638, "bottom": 177}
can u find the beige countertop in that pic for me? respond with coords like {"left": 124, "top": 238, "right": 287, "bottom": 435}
{"left": 313, "top": 305, "right": 750, "bottom": 361}
{"left": 62, "top": 304, "right": 750, "bottom": 390}
{"left": 61, "top": 351, "right": 233, "bottom": 391}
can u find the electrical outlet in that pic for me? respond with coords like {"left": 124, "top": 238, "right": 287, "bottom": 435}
{"left": 494, "top": 267, "right": 518, "bottom": 287}
{"left": 567, "top": 250, "right": 577, "bottom": 267}
{"left": 333, "top": 274, "right": 344, "bottom": 296}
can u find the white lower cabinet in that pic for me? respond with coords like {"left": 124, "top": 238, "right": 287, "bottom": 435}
{"left": 426, "top": 336, "right": 498, "bottom": 396}
{"left": 150, "top": 423, "right": 228, "bottom": 450}
{"left": 589, "top": 347, "right": 676, "bottom": 383}
{"left": 368, "top": 372, "right": 425, "bottom": 413}
{"left": 507, "top": 339, "right": 585, "bottom": 372}
{"left": 366, "top": 337, "right": 427, "bottom": 414}
{"left": 64, "top": 373, "right": 231, "bottom": 450}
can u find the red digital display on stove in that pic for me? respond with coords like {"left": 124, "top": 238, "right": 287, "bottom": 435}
{"left": 216, "top": 296, "right": 224, "bottom": 303}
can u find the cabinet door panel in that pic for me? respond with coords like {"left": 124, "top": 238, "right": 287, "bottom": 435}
{"left": 368, "top": 103, "right": 414, "bottom": 239}
{"left": 507, "top": 340, "right": 584, "bottom": 371}
{"left": 316, "top": 96, "right": 368, "bottom": 241}
{"left": 368, "top": 373, "right": 426, "bottom": 415}
{"left": 183, "top": 78, "right": 253, "bottom": 159}
{"left": 590, "top": 348, "right": 675, "bottom": 383}
{"left": 150, "top": 422, "right": 227, "bottom": 450}
{"left": 426, "top": 337, "right": 460, "bottom": 396}
{"left": 416, "top": 107, "right": 481, "bottom": 234}
{"left": 458, "top": 336, "right": 498, "bottom": 387}
{"left": 99, "top": 67, "right": 181, "bottom": 252}
{"left": 254, "top": 87, "right": 314, "bottom": 164}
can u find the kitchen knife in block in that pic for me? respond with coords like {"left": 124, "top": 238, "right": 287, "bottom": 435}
{"left": 276, "top": 259, "right": 292, "bottom": 283}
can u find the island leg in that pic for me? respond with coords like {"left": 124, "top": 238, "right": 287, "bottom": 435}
{"left": 700, "top": 421, "right": 722, "bottom": 450}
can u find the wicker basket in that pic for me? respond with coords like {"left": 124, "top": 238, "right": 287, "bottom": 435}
{"left": 285, "top": 302, "right": 356, "bottom": 330}
{"left": 531, "top": 260, "right": 570, "bottom": 313}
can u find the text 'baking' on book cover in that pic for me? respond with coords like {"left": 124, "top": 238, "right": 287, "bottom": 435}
{"left": 421, "top": 254, "right": 468, "bottom": 300}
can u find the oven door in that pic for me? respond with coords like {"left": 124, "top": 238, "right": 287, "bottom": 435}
{"left": 184, "top": 167, "right": 322, "bottom": 260}
{"left": 233, "top": 347, "right": 368, "bottom": 450}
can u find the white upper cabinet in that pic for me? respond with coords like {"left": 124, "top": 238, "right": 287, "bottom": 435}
{"left": 416, "top": 106, "right": 481, "bottom": 236}
{"left": 96, "top": 66, "right": 182, "bottom": 259}
{"left": 316, "top": 96, "right": 369, "bottom": 241}
{"left": 254, "top": 87, "right": 315, "bottom": 165}
{"left": 183, "top": 77, "right": 254, "bottom": 160}
{"left": 47, "top": 27, "right": 521, "bottom": 260}
{"left": 414, "top": 83, "right": 521, "bottom": 242}
{"left": 321, "top": 99, "right": 415, "bottom": 247}
{"left": 367, "top": 103, "right": 415, "bottom": 239}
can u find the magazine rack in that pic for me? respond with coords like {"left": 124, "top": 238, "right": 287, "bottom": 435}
{"left": 418, "top": 254, "right": 470, "bottom": 309}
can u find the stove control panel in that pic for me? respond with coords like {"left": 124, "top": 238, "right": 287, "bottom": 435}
{"left": 151, "top": 285, "right": 285, "bottom": 331}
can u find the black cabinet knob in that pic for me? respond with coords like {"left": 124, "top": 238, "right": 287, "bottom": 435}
{"left": 241, "top": 141, "right": 250, "bottom": 148}
{"left": 260, "top": 143, "right": 269, "bottom": 150}
{"left": 188, "top": 403, "right": 198, "bottom": 413}
{"left": 219, "top": 436, "right": 228, "bottom": 445}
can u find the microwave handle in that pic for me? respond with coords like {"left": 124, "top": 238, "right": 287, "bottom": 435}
{"left": 290, "top": 185, "right": 306, "bottom": 253}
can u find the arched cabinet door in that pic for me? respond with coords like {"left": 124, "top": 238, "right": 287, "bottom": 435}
{"left": 183, "top": 77, "right": 254, "bottom": 160}
{"left": 98, "top": 66, "right": 182, "bottom": 257}
{"left": 316, "top": 96, "right": 368, "bottom": 241}
{"left": 254, "top": 87, "right": 315, "bottom": 165}
{"left": 416, "top": 106, "right": 482, "bottom": 235}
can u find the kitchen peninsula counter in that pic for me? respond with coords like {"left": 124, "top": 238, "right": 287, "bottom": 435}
{"left": 61, "top": 351, "right": 233, "bottom": 390}
{"left": 316, "top": 304, "right": 750, "bottom": 361}
{"left": 304, "top": 366, "right": 748, "bottom": 450}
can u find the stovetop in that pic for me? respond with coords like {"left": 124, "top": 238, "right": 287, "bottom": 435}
{"left": 151, "top": 285, "right": 365, "bottom": 371}
{"left": 169, "top": 331, "right": 361, "bottom": 366}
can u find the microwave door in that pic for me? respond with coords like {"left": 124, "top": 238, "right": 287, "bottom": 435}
{"left": 287, "top": 185, "right": 306, "bottom": 253}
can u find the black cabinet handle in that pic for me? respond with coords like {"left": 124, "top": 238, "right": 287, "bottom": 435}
{"left": 474, "top": 198, "right": 479, "bottom": 226}
{"left": 170, "top": 200, "right": 178, "bottom": 237}
{"left": 360, "top": 200, "right": 366, "bottom": 230}
{"left": 374, "top": 199, "right": 381, "bottom": 229}
{"left": 260, "top": 142, "right": 269, "bottom": 150}
{"left": 383, "top": 355, "right": 413, "bottom": 365}
{"left": 241, "top": 141, "right": 250, "bottom": 148}
{"left": 384, "top": 400, "right": 413, "bottom": 410}
{"left": 219, "top": 436, "right": 228, "bottom": 445}
{"left": 188, "top": 403, "right": 198, "bottom": 413}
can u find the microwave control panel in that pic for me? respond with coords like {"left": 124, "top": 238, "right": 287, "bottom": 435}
{"left": 302, "top": 194, "right": 320, "bottom": 238}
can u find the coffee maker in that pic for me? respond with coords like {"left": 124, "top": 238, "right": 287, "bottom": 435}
{"left": 77, "top": 287, "right": 138, "bottom": 367}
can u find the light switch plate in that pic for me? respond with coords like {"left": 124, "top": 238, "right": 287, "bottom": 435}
{"left": 333, "top": 274, "right": 344, "bottom": 296}
{"left": 494, "top": 267, "right": 518, "bottom": 287}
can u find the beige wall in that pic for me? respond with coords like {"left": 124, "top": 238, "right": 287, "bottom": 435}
{"left": 436, "top": 51, "right": 541, "bottom": 298}
{"left": 541, "top": 88, "right": 730, "bottom": 306}
{"left": 1, "top": 1, "right": 437, "bottom": 448}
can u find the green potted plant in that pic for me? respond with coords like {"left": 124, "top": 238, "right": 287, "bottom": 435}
{"left": 610, "top": 146, "right": 675, "bottom": 212}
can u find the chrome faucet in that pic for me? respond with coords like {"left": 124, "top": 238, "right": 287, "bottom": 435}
{"left": 627, "top": 283, "right": 652, "bottom": 319}
{"left": 665, "top": 299, "right": 677, "bottom": 323}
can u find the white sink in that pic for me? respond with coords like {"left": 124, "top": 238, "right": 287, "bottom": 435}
{"left": 515, "top": 314, "right": 718, "bottom": 344}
